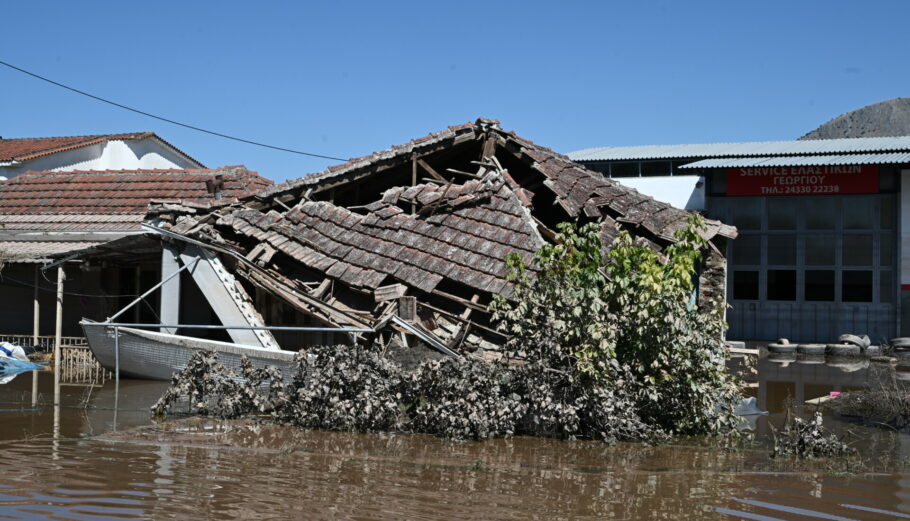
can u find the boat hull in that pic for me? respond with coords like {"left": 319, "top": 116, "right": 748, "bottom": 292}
{"left": 81, "top": 322, "right": 297, "bottom": 381}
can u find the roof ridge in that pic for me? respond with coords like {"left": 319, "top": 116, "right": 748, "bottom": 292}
{"left": 0, "top": 132, "right": 152, "bottom": 142}
{"left": 14, "top": 165, "right": 254, "bottom": 176}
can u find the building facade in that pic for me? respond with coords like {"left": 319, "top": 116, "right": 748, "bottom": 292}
{"left": 570, "top": 137, "right": 910, "bottom": 343}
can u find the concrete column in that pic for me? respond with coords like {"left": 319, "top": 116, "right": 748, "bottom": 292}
{"left": 160, "top": 245, "right": 181, "bottom": 333}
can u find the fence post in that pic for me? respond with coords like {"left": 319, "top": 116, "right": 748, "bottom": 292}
{"left": 53, "top": 266, "right": 64, "bottom": 406}
{"left": 114, "top": 326, "right": 120, "bottom": 386}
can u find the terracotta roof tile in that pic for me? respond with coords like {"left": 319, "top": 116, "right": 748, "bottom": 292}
{"left": 0, "top": 166, "right": 272, "bottom": 233}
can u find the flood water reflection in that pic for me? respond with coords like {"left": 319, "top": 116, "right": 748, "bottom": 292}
{"left": 0, "top": 360, "right": 908, "bottom": 520}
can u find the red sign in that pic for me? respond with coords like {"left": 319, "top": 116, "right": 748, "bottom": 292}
{"left": 726, "top": 165, "right": 879, "bottom": 196}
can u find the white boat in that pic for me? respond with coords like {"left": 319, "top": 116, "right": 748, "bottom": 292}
{"left": 81, "top": 321, "right": 297, "bottom": 382}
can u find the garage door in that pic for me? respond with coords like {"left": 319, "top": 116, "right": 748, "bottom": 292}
{"left": 709, "top": 194, "right": 897, "bottom": 343}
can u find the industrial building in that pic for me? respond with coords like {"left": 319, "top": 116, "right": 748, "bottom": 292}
{"left": 570, "top": 137, "right": 910, "bottom": 343}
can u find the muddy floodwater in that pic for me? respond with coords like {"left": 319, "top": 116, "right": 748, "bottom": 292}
{"left": 0, "top": 357, "right": 909, "bottom": 520}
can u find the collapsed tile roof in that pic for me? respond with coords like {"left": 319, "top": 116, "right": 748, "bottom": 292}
{"left": 0, "top": 132, "right": 204, "bottom": 167}
{"left": 251, "top": 118, "right": 736, "bottom": 246}
{"left": 210, "top": 173, "right": 543, "bottom": 298}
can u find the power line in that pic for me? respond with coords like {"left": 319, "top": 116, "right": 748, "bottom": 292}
{"left": 0, "top": 59, "right": 346, "bottom": 162}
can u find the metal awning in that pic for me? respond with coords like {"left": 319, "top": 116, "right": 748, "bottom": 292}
{"left": 679, "top": 152, "right": 910, "bottom": 169}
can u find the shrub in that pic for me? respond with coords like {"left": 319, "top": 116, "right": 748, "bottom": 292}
{"left": 151, "top": 351, "right": 284, "bottom": 419}
{"left": 406, "top": 357, "right": 524, "bottom": 440}
{"left": 283, "top": 345, "right": 405, "bottom": 432}
{"left": 771, "top": 411, "right": 854, "bottom": 459}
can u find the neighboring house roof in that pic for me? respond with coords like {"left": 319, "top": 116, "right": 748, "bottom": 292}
{"left": 0, "top": 132, "right": 205, "bottom": 167}
{"left": 0, "top": 165, "right": 272, "bottom": 261}
{"left": 568, "top": 135, "right": 910, "bottom": 162}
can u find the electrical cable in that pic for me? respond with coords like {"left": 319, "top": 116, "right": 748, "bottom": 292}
{"left": 0, "top": 59, "right": 346, "bottom": 161}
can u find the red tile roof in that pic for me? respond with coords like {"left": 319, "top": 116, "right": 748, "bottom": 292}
{"left": 0, "top": 166, "right": 272, "bottom": 218}
{"left": 0, "top": 132, "right": 203, "bottom": 166}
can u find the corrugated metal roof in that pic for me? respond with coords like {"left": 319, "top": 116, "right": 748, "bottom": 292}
{"left": 568, "top": 135, "right": 910, "bottom": 161}
{"left": 679, "top": 153, "right": 910, "bottom": 169}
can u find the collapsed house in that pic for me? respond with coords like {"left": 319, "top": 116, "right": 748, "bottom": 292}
{"left": 85, "top": 118, "right": 736, "bottom": 362}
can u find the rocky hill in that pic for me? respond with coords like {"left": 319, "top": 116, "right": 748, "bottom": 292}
{"left": 801, "top": 98, "right": 910, "bottom": 139}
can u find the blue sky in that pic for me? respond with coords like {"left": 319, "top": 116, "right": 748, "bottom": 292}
{"left": 3, "top": 1, "right": 909, "bottom": 183}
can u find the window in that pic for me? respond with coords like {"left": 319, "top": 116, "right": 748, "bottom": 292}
{"left": 881, "top": 198, "right": 895, "bottom": 229}
{"left": 767, "top": 270, "right": 796, "bottom": 301}
{"left": 767, "top": 235, "right": 796, "bottom": 265}
{"left": 842, "top": 271, "right": 873, "bottom": 302}
{"left": 804, "top": 198, "right": 837, "bottom": 230}
{"left": 732, "top": 199, "right": 761, "bottom": 230}
{"left": 733, "top": 271, "right": 759, "bottom": 300}
{"left": 843, "top": 235, "right": 873, "bottom": 266}
{"left": 880, "top": 235, "right": 894, "bottom": 267}
{"left": 804, "top": 235, "right": 835, "bottom": 265}
{"left": 844, "top": 199, "right": 874, "bottom": 229}
{"left": 768, "top": 199, "right": 797, "bottom": 230}
{"left": 805, "top": 270, "right": 835, "bottom": 301}
{"left": 880, "top": 271, "right": 893, "bottom": 304}
{"left": 732, "top": 235, "right": 761, "bottom": 265}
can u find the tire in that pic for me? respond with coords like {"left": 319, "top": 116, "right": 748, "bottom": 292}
{"left": 827, "top": 343, "right": 861, "bottom": 356}
{"left": 864, "top": 345, "right": 882, "bottom": 356}
{"left": 776, "top": 338, "right": 791, "bottom": 345}
{"left": 891, "top": 337, "right": 910, "bottom": 349}
{"left": 870, "top": 355, "right": 897, "bottom": 365}
{"left": 797, "top": 343, "right": 826, "bottom": 355}
{"left": 826, "top": 359, "right": 869, "bottom": 372}
{"left": 768, "top": 343, "right": 797, "bottom": 353}
{"left": 838, "top": 334, "right": 869, "bottom": 349}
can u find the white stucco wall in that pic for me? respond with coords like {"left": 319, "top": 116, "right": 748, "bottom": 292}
{"left": 0, "top": 137, "right": 202, "bottom": 178}
{"left": 612, "top": 175, "right": 705, "bottom": 211}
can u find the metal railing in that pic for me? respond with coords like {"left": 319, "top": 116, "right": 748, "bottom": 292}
{"left": 0, "top": 334, "right": 86, "bottom": 351}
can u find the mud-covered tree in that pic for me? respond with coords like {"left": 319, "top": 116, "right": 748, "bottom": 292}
{"left": 491, "top": 214, "right": 742, "bottom": 437}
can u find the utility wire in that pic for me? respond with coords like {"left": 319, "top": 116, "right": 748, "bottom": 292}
{"left": 0, "top": 59, "right": 346, "bottom": 162}
{"left": 1, "top": 272, "right": 143, "bottom": 298}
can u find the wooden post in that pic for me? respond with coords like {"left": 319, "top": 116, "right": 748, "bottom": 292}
{"left": 411, "top": 156, "right": 418, "bottom": 214}
{"left": 133, "top": 265, "right": 142, "bottom": 323}
{"left": 32, "top": 266, "right": 40, "bottom": 406}
{"left": 53, "top": 266, "right": 64, "bottom": 405}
